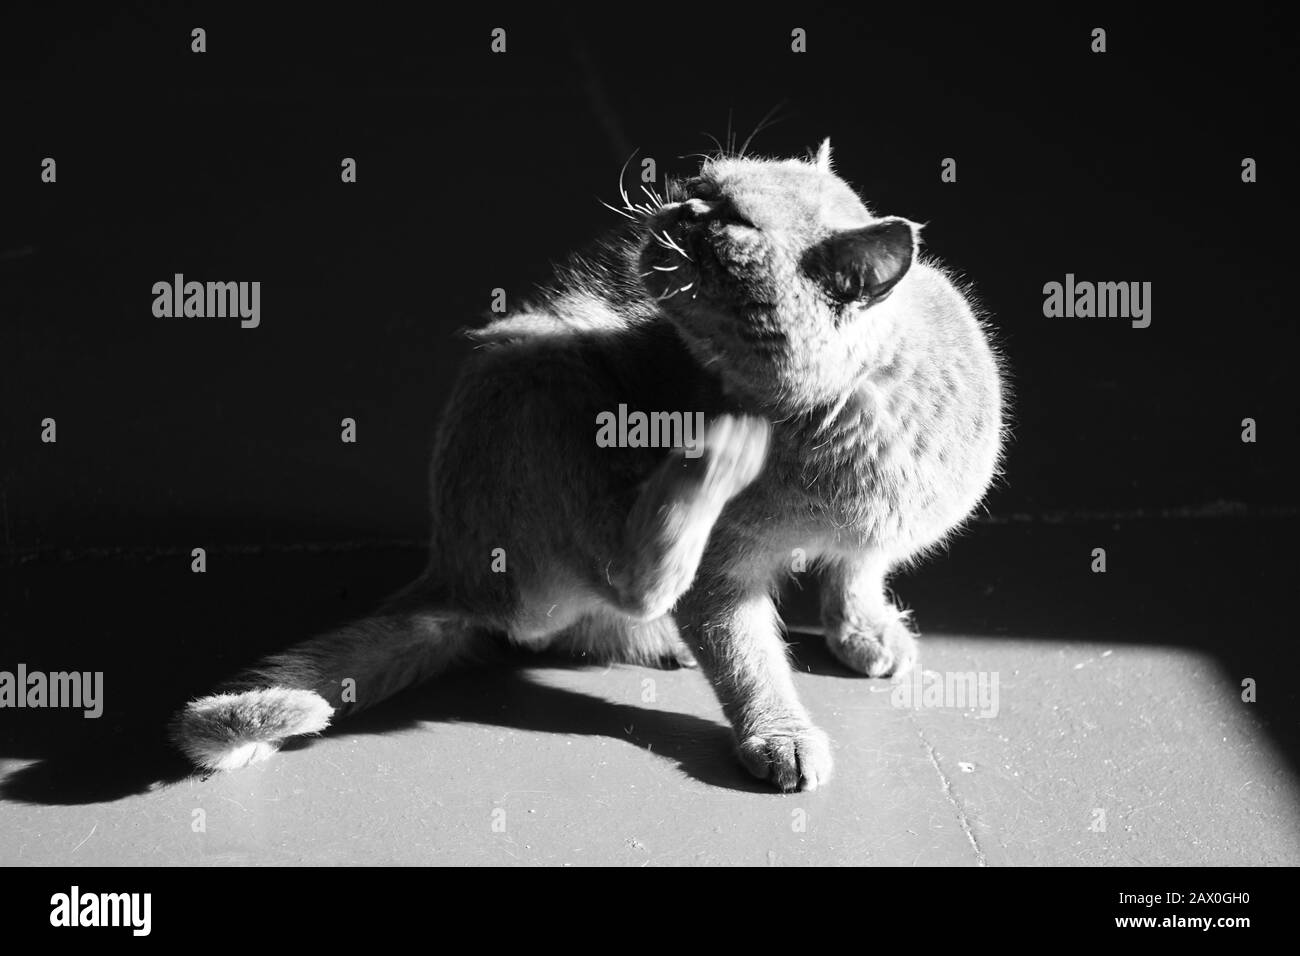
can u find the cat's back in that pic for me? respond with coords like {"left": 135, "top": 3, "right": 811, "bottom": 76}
{"left": 453, "top": 300, "right": 698, "bottom": 416}
{"left": 430, "top": 303, "right": 707, "bottom": 512}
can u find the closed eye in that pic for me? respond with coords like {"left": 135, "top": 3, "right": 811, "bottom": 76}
{"left": 672, "top": 176, "right": 719, "bottom": 202}
{"left": 720, "top": 209, "right": 756, "bottom": 229}
{"left": 713, "top": 202, "right": 756, "bottom": 230}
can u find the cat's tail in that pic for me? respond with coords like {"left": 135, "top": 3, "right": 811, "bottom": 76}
{"left": 170, "top": 585, "right": 476, "bottom": 772}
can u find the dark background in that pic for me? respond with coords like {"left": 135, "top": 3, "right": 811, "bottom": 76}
{"left": 1, "top": 5, "right": 1298, "bottom": 804}
{"left": 1, "top": 5, "right": 1294, "bottom": 554}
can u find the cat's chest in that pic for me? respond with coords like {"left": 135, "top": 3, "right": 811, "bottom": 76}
{"left": 777, "top": 383, "right": 920, "bottom": 485}
{"left": 763, "top": 361, "right": 998, "bottom": 534}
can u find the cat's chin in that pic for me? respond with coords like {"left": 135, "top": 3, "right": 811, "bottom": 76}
{"left": 659, "top": 295, "right": 778, "bottom": 321}
{"left": 664, "top": 317, "right": 843, "bottom": 413}
{"left": 710, "top": 356, "right": 842, "bottom": 416}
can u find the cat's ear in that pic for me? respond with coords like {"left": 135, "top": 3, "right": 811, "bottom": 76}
{"left": 807, "top": 217, "right": 920, "bottom": 304}
{"left": 811, "top": 138, "right": 834, "bottom": 172}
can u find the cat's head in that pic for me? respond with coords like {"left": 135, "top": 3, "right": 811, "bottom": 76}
{"left": 637, "top": 140, "right": 920, "bottom": 412}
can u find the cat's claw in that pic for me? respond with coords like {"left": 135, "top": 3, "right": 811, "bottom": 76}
{"left": 738, "top": 723, "right": 833, "bottom": 792}
{"left": 826, "top": 617, "right": 918, "bottom": 678}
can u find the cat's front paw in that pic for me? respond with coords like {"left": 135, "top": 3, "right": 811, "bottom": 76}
{"left": 696, "top": 414, "right": 770, "bottom": 503}
{"left": 826, "top": 616, "right": 918, "bottom": 678}
{"left": 737, "top": 722, "right": 833, "bottom": 792}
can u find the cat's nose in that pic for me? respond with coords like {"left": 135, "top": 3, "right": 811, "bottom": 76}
{"left": 654, "top": 197, "right": 716, "bottom": 231}
{"left": 681, "top": 198, "right": 717, "bottom": 220}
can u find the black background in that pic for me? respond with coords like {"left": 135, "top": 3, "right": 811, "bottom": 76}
{"left": 2, "top": 5, "right": 1294, "bottom": 552}
{"left": 1, "top": 5, "right": 1298, "bottom": 805}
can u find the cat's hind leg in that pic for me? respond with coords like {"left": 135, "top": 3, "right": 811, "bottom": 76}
{"left": 552, "top": 609, "right": 696, "bottom": 669}
{"left": 819, "top": 552, "right": 918, "bottom": 678}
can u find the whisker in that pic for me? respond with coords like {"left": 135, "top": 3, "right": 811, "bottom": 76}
{"left": 617, "top": 148, "right": 640, "bottom": 213}
{"left": 600, "top": 199, "right": 639, "bottom": 221}
{"left": 659, "top": 232, "right": 693, "bottom": 261}
{"left": 739, "top": 101, "right": 788, "bottom": 158}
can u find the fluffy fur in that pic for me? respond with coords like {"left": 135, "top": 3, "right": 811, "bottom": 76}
{"left": 172, "top": 140, "right": 1005, "bottom": 790}
{"left": 172, "top": 688, "right": 332, "bottom": 771}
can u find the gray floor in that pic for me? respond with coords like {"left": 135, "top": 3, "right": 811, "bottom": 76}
{"left": 3, "top": 630, "right": 1296, "bottom": 866}
{"left": 2, "top": 519, "right": 1296, "bottom": 866}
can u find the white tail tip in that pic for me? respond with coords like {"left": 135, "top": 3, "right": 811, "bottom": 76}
{"left": 172, "top": 687, "right": 334, "bottom": 771}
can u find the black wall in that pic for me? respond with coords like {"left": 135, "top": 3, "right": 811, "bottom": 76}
{"left": 2, "top": 6, "right": 1294, "bottom": 555}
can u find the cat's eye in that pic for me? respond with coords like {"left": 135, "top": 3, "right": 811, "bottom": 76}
{"left": 681, "top": 178, "right": 718, "bottom": 200}
{"left": 708, "top": 199, "right": 755, "bottom": 230}
{"left": 718, "top": 209, "right": 756, "bottom": 230}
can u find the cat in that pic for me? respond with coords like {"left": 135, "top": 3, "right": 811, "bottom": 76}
{"left": 172, "top": 139, "right": 1005, "bottom": 792}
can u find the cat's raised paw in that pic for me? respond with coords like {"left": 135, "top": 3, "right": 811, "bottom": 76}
{"left": 737, "top": 723, "right": 833, "bottom": 791}
{"left": 826, "top": 617, "right": 918, "bottom": 678}
{"left": 696, "top": 414, "right": 770, "bottom": 503}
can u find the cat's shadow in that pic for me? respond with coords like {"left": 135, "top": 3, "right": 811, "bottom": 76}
{"left": 0, "top": 551, "right": 846, "bottom": 807}
{"left": 0, "top": 650, "right": 786, "bottom": 806}
{"left": 284, "top": 659, "right": 776, "bottom": 794}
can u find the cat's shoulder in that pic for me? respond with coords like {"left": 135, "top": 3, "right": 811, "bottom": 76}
{"left": 465, "top": 296, "right": 628, "bottom": 347}
{"left": 465, "top": 228, "right": 654, "bottom": 349}
{"left": 905, "top": 258, "right": 979, "bottom": 318}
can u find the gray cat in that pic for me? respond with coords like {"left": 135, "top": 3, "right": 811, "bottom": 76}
{"left": 173, "top": 140, "right": 1004, "bottom": 792}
